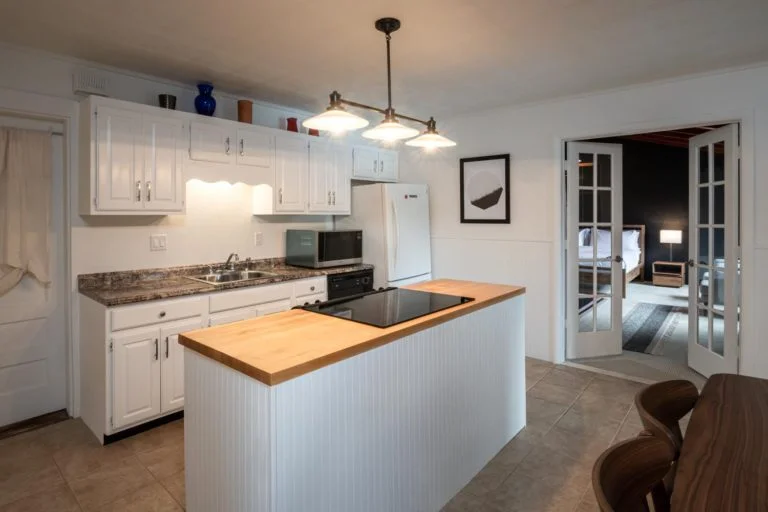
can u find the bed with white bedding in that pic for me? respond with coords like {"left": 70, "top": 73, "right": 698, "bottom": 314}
{"left": 578, "top": 224, "right": 646, "bottom": 298}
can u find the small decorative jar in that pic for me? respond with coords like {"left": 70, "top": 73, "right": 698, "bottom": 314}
{"left": 194, "top": 82, "right": 216, "bottom": 116}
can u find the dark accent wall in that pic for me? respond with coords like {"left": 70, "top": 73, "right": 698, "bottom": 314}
{"left": 590, "top": 137, "right": 689, "bottom": 280}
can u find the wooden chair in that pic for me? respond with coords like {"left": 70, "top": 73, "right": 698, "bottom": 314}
{"left": 634, "top": 380, "right": 699, "bottom": 457}
{"left": 592, "top": 435, "right": 675, "bottom": 512}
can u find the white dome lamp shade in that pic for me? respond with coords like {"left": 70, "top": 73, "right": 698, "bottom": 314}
{"left": 405, "top": 117, "right": 456, "bottom": 148}
{"left": 362, "top": 109, "right": 420, "bottom": 141}
{"left": 302, "top": 91, "right": 369, "bottom": 134}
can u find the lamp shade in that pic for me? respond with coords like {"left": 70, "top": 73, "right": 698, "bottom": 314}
{"left": 362, "top": 119, "right": 419, "bottom": 141}
{"left": 660, "top": 229, "right": 682, "bottom": 244}
{"left": 405, "top": 131, "right": 456, "bottom": 148}
{"left": 302, "top": 108, "right": 369, "bottom": 133}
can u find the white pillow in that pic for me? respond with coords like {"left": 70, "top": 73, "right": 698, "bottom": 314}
{"left": 578, "top": 228, "right": 591, "bottom": 247}
{"left": 622, "top": 230, "right": 640, "bottom": 251}
{"left": 595, "top": 229, "right": 612, "bottom": 248}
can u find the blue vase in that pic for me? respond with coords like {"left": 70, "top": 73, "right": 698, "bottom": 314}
{"left": 195, "top": 83, "right": 216, "bottom": 116}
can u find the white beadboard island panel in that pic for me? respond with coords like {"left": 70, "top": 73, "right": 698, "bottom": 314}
{"left": 184, "top": 295, "right": 525, "bottom": 512}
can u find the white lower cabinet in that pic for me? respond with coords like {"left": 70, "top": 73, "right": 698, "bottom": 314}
{"left": 112, "top": 326, "right": 161, "bottom": 429}
{"left": 160, "top": 319, "right": 202, "bottom": 413}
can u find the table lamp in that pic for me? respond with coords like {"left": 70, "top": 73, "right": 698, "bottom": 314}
{"left": 660, "top": 229, "right": 682, "bottom": 261}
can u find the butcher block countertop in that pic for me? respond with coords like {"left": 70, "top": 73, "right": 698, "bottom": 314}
{"left": 179, "top": 279, "right": 525, "bottom": 386}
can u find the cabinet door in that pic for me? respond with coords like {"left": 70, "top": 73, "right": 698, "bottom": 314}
{"left": 275, "top": 135, "right": 308, "bottom": 213}
{"left": 160, "top": 318, "right": 202, "bottom": 413}
{"left": 143, "top": 116, "right": 185, "bottom": 212}
{"left": 237, "top": 127, "right": 274, "bottom": 169}
{"left": 189, "top": 121, "right": 234, "bottom": 164}
{"left": 331, "top": 144, "right": 352, "bottom": 213}
{"left": 208, "top": 307, "right": 258, "bottom": 326}
{"left": 256, "top": 299, "right": 292, "bottom": 316}
{"left": 377, "top": 149, "right": 399, "bottom": 182}
{"left": 308, "top": 140, "right": 333, "bottom": 213}
{"left": 352, "top": 146, "right": 379, "bottom": 180}
{"left": 112, "top": 327, "right": 161, "bottom": 429}
{"left": 95, "top": 106, "right": 143, "bottom": 211}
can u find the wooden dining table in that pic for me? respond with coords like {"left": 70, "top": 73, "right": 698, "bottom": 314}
{"left": 671, "top": 373, "right": 768, "bottom": 511}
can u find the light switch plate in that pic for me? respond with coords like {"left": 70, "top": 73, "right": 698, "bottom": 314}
{"left": 150, "top": 234, "right": 167, "bottom": 251}
{"left": 254, "top": 232, "right": 263, "bottom": 246}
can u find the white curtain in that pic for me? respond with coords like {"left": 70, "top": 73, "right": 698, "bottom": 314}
{"left": 0, "top": 127, "right": 52, "bottom": 296}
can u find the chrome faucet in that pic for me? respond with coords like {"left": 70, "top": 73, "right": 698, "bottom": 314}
{"left": 225, "top": 253, "right": 239, "bottom": 270}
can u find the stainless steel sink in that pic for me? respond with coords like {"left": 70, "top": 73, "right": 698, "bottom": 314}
{"left": 186, "top": 269, "right": 278, "bottom": 286}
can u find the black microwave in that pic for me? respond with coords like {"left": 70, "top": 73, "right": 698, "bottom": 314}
{"left": 285, "top": 230, "right": 363, "bottom": 268}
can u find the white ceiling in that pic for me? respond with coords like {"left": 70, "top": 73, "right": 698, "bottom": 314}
{"left": 2, "top": 0, "right": 768, "bottom": 117}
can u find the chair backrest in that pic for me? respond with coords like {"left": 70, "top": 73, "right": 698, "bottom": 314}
{"left": 592, "top": 435, "right": 675, "bottom": 512}
{"left": 634, "top": 380, "right": 699, "bottom": 457}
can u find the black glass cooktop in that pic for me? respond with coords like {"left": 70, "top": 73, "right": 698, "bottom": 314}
{"left": 302, "top": 287, "right": 474, "bottom": 328}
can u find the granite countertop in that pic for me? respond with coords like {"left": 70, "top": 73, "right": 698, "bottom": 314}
{"left": 78, "top": 258, "right": 374, "bottom": 307}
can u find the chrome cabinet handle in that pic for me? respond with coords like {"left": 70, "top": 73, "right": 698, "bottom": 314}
{"left": 379, "top": 160, "right": 384, "bottom": 173}
{"left": 136, "top": 181, "right": 141, "bottom": 202}
{"left": 373, "top": 159, "right": 377, "bottom": 172}
{"left": 146, "top": 181, "right": 151, "bottom": 202}
{"left": 240, "top": 138, "right": 245, "bottom": 156}
{"left": 310, "top": 285, "right": 316, "bottom": 291}
{"left": 165, "top": 337, "right": 169, "bottom": 359}
{"left": 279, "top": 188, "right": 283, "bottom": 204}
{"left": 225, "top": 137, "right": 231, "bottom": 155}
{"left": 154, "top": 339, "right": 159, "bottom": 361}
{"left": 332, "top": 191, "right": 336, "bottom": 205}
{"left": 328, "top": 191, "right": 331, "bottom": 205}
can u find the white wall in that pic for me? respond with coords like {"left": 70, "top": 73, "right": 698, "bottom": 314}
{"left": 401, "top": 63, "right": 768, "bottom": 379}
{"left": 0, "top": 42, "right": 330, "bottom": 277}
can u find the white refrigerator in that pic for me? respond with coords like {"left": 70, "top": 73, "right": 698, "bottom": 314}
{"left": 336, "top": 183, "right": 432, "bottom": 289}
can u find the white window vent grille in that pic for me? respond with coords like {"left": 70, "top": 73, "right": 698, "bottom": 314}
{"left": 73, "top": 70, "right": 109, "bottom": 97}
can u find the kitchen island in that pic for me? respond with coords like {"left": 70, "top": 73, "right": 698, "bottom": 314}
{"left": 179, "top": 279, "right": 526, "bottom": 512}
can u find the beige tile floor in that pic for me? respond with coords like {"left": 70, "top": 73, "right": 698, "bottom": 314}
{"left": 0, "top": 359, "right": 673, "bottom": 511}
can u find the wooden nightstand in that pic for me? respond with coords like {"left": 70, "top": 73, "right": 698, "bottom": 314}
{"left": 652, "top": 261, "right": 686, "bottom": 287}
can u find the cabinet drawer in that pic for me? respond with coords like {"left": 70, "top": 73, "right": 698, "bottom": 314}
{"left": 111, "top": 297, "right": 205, "bottom": 331}
{"left": 294, "top": 278, "right": 326, "bottom": 298}
{"left": 295, "top": 292, "right": 327, "bottom": 307}
{"left": 653, "top": 275, "right": 683, "bottom": 287}
{"left": 209, "top": 282, "right": 293, "bottom": 313}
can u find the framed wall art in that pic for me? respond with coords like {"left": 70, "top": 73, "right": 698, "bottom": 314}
{"left": 459, "top": 154, "right": 510, "bottom": 224}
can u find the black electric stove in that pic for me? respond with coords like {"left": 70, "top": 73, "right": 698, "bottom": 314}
{"left": 302, "top": 287, "right": 474, "bottom": 328}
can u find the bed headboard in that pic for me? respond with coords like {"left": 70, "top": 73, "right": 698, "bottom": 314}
{"left": 624, "top": 224, "right": 646, "bottom": 269}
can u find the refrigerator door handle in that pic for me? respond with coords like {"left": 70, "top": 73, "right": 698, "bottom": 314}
{"left": 391, "top": 201, "right": 399, "bottom": 268}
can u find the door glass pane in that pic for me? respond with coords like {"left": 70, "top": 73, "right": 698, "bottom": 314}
{"left": 697, "top": 266, "right": 711, "bottom": 308}
{"left": 597, "top": 265, "right": 612, "bottom": 296}
{"left": 596, "top": 297, "right": 612, "bottom": 331}
{"left": 596, "top": 154, "right": 611, "bottom": 187}
{"left": 597, "top": 190, "right": 611, "bottom": 223}
{"left": 712, "top": 311, "right": 725, "bottom": 356}
{"left": 579, "top": 301, "right": 594, "bottom": 333}
{"left": 714, "top": 141, "right": 725, "bottom": 182}
{"left": 579, "top": 190, "right": 594, "bottom": 223}
{"left": 713, "top": 228, "right": 725, "bottom": 262}
{"left": 698, "top": 228, "right": 709, "bottom": 265}
{"left": 579, "top": 266, "right": 596, "bottom": 295}
{"left": 698, "top": 146, "right": 709, "bottom": 184}
{"left": 698, "top": 186, "right": 709, "bottom": 225}
{"left": 579, "top": 153, "right": 594, "bottom": 186}
{"left": 713, "top": 184, "right": 724, "bottom": 224}
{"left": 697, "top": 308, "right": 710, "bottom": 348}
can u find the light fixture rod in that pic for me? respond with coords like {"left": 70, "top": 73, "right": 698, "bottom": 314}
{"left": 336, "top": 97, "right": 430, "bottom": 126}
{"left": 385, "top": 33, "right": 392, "bottom": 111}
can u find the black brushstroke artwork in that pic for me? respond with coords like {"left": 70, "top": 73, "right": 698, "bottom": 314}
{"left": 470, "top": 187, "right": 503, "bottom": 210}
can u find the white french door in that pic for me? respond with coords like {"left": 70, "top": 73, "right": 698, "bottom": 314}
{"left": 688, "top": 124, "right": 739, "bottom": 376}
{"left": 566, "top": 142, "right": 624, "bottom": 359}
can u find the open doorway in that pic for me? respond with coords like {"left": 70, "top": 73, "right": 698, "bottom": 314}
{"left": 564, "top": 124, "right": 739, "bottom": 385}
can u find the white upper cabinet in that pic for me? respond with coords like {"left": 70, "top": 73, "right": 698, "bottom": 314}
{"left": 309, "top": 140, "right": 352, "bottom": 214}
{"left": 143, "top": 116, "right": 185, "bottom": 211}
{"left": 189, "top": 121, "right": 235, "bottom": 164}
{"left": 352, "top": 146, "right": 398, "bottom": 182}
{"left": 81, "top": 97, "right": 186, "bottom": 215}
{"left": 237, "top": 127, "right": 275, "bottom": 170}
{"left": 274, "top": 134, "right": 308, "bottom": 213}
{"left": 95, "top": 107, "right": 143, "bottom": 211}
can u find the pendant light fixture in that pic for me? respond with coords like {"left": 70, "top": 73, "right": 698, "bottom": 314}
{"left": 302, "top": 17, "right": 456, "bottom": 148}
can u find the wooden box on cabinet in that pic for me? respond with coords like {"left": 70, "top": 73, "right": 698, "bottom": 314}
{"left": 79, "top": 96, "right": 186, "bottom": 215}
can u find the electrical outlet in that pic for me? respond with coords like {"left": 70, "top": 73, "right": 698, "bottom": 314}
{"left": 254, "top": 232, "right": 263, "bottom": 246}
{"left": 150, "top": 234, "right": 167, "bottom": 251}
